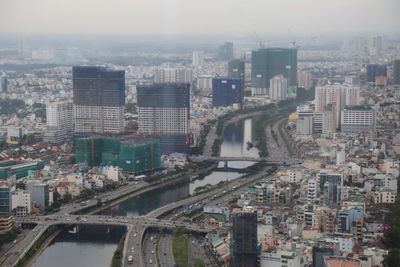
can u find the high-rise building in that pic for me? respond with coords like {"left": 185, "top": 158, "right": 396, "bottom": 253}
{"left": 296, "top": 108, "right": 314, "bottom": 136}
{"left": 340, "top": 105, "right": 376, "bottom": 134}
{"left": 73, "top": 66, "right": 125, "bottom": 134}
{"left": 44, "top": 101, "right": 74, "bottom": 144}
{"left": 217, "top": 42, "right": 234, "bottom": 61}
{"left": 314, "top": 84, "right": 360, "bottom": 127}
{"left": 366, "top": 64, "right": 387, "bottom": 83}
{"left": 137, "top": 83, "right": 190, "bottom": 154}
{"left": 192, "top": 51, "right": 204, "bottom": 67}
{"left": 393, "top": 59, "right": 400, "bottom": 85}
{"left": 269, "top": 75, "right": 288, "bottom": 102}
{"left": 228, "top": 59, "right": 245, "bottom": 85}
{"left": 297, "top": 71, "right": 312, "bottom": 90}
{"left": 0, "top": 74, "right": 7, "bottom": 93}
{"left": 231, "top": 208, "right": 258, "bottom": 267}
{"left": 0, "top": 182, "right": 12, "bottom": 232}
{"left": 154, "top": 68, "right": 193, "bottom": 84}
{"left": 251, "top": 48, "right": 297, "bottom": 95}
{"left": 212, "top": 78, "right": 243, "bottom": 108}
{"left": 322, "top": 104, "right": 337, "bottom": 136}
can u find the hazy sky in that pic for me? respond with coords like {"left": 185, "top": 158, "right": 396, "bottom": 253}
{"left": 1, "top": 0, "right": 399, "bottom": 35}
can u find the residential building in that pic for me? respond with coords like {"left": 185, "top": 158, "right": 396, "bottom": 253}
{"left": 137, "top": 83, "right": 190, "bottom": 154}
{"left": 44, "top": 100, "right": 74, "bottom": 144}
{"left": 154, "top": 67, "right": 193, "bottom": 84}
{"left": 314, "top": 84, "right": 360, "bottom": 114}
{"left": 297, "top": 71, "right": 312, "bottom": 89}
{"left": 212, "top": 78, "right": 243, "bottom": 107}
{"left": 340, "top": 105, "right": 376, "bottom": 134}
{"left": 269, "top": 75, "right": 288, "bottom": 102}
{"left": 251, "top": 47, "right": 297, "bottom": 95}
{"left": 73, "top": 66, "right": 125, "bottom": 134}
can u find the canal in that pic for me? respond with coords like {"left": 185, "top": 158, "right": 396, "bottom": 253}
{"left": 32, "top": 114, "right": 258, "bottom": 266}
{"left": 220, "top": 117, "right": 260, "bottom": 158}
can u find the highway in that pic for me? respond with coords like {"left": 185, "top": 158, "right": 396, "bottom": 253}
{"left": 6, "top": 215, "right": 215, "bottom": 267}
{"left": 158, "top": 233, "right": 175, "bottom": 267}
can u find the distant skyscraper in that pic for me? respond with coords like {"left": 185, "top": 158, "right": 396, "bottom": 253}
{"left": 228, "top": 59, "right": 245, "bottom": 86}
{"left": 192, "top": 51, "right": 204, "bottom": 67}
{"left": 17, "top": 37, "right": 30, "bottom": 55}
{"left": 73, "top": 66, "right": 125, "bottom": 134}
{"left": 393, "top": 59, "right": 400, "bottom": 85}
{"left": 217, "top": 42, "right": 234, "bottom": 61}
{"left": 137, "top": 83, "right": 190, "bottom": 154}
{"left": 0, "top": 74, "right": 7, "bottom": 93}
{"left": 366, "top": 64, "right": 387, "bottom": 83}
{"left": 231, "top": 208, "right": 258, "bottom": 267}
{"left": 269, "top": 75, "right": 288, "bottom": 102}
{"left": 212, "top": 78, "right": 243, "bottom": 108}
{"left": 251, "top": 47, "right": 297, "bottom": 95}
{"left": 154, "top": 68, "right": 193, "bottom": 84}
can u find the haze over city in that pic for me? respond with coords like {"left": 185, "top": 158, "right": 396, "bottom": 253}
{"left": 1, "top": 0, "right": 399, "bottom": 35}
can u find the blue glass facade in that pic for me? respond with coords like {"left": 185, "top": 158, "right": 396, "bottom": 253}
{"left": 212, "top": 78, "right": 243, "bottom": 108}
{"left": 73, "top": 66, "right": 125, "bottom": 106}
{"left": 0, "top": 186, "right": 10, "bottom": 214}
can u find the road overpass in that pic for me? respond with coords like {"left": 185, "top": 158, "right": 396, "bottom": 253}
{"left": 10, "top": 215, "right": 214, "bottom": 267}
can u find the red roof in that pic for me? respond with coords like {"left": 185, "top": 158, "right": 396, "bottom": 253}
{"left": 57, "top": 182, "right": 70, "bottom": 188}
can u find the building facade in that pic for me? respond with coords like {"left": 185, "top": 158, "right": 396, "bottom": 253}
{"left": 366, "top": 64, "right": 387, "bottom": 83}
{"left": 137, "top": 83, "right": 190, "bottom": 154}
{"left": 154, "top": 67, "right": 193, "bottom": 84}
{"left": 393, "top": 59, "right": 400, "bottom": 85}
{"left": 251, "top": 48, "right": 297, "bottom": 95}
{"left": 73, "top": 66, "right": 125, "bottom": 134}
{"left": 340, "top": 105, "right": 376, "bottom": 134}
{"left": 212, "top": 78, "right": 243, "bottom": 107}
{"left": 269, "top": 75, "right": 288, "bottom": 102}
{"left": 192, "top": 51, "right": 204, "bottom": 67}
{"left": 231, "top": 209, "right": 258, "bottom": 267}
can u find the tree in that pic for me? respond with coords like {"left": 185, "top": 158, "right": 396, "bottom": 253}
{"left": 383, "top": 248, "right": 400, "bottom": 267}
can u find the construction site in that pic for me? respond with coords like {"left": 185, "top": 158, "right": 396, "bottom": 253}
{"left": 75, "top": 136, "right": 162, "bottom": 174}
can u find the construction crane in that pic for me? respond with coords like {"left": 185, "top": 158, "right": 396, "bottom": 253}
{"left": 254, "top": 31, "right": 266, "bottom": 48}
{"left": 288, "top": 28, "right": 301, "bottom": 49}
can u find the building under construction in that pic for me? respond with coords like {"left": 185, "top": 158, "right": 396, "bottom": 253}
{"left": 75, "top": 136, "right": 162, "bottom": 174}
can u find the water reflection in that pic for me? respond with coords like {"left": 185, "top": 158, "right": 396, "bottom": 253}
{"left": 220, "top": 117, "right": 259, "bottom": 158}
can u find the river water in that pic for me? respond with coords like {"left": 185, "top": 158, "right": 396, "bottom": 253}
{"left": 220, "top": 117, "right": 260, "bottom": 158}
{"left": 33, "top": 115, "right": 255, "bottom": 266}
